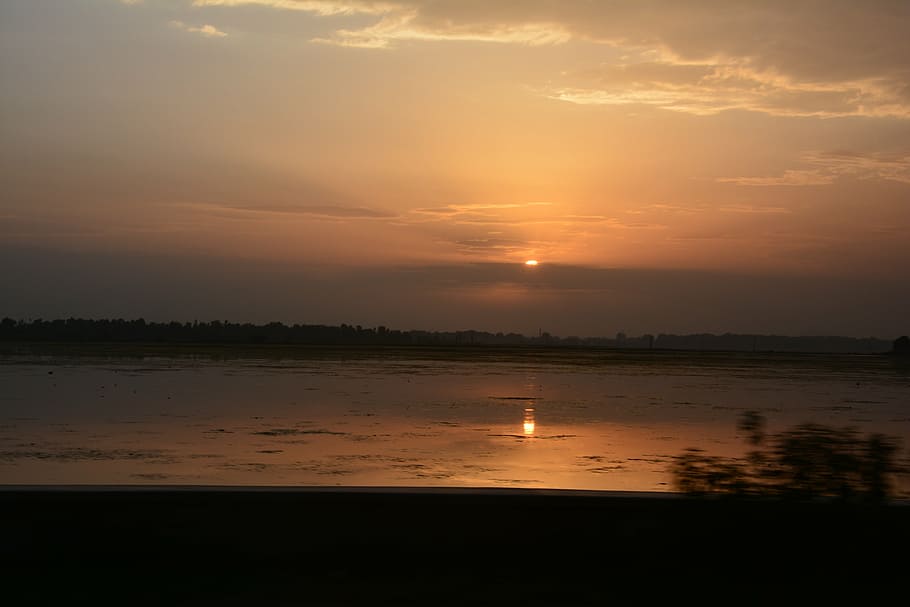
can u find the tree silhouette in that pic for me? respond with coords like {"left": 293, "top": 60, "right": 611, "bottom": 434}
{"left": 673, "top": 412, "right": 903, "bottom": 503}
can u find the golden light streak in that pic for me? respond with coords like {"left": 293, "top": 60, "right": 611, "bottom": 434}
{"left": 523, "top": 407, "right": 536, "bottom": 436}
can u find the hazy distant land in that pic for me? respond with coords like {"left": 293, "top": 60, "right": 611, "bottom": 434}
{"left": 2, "top": 317, "right": 905, "bottom": 354}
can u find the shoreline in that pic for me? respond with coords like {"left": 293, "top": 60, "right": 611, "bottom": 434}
{"left": 4, "top": 483, "right": 909, "bottom": 504}
{"left": 4, "top": 485, "right": 908, "bottom": 602}
{"left": 2, "top": 340, "right": 902, "bottom": 363}
{"left": 0, "top": 484, "right": 676, "bottom": 499}
{"left": 2, "top": 337, "right": 901, "bottom": 353}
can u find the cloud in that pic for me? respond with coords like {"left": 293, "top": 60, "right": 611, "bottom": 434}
{"left": 717, "top": 170, "right": 836, "bottom": 187}
{"left": 191, "top": 0, "right": 393, "bottom": 15}
{"left": 409, "top": 202, "right": 554, "bottom": 225}
{"left": 312, "top": 15, "right": 569, "bottom": 48}
{"left": 188, "top": 1, "right": 910, "bottom": 117}
{"left": 454, "top": 238, "right": 551, "bottom": 256}
{"left": 718, "top": 205, "right": 793, "bottom": 215}
{"left": 221, "top": 203, "right": 395, "bottom": 218}
{"left": 546, "top": 62, "right": 909, "bottom": 118}
{"left": 804, "top": 150, "right": 910, "bottom": 184}
{"left": 719, "top": 151, "right": 910, "bottom": 186}
{"left": 170, "top": 20, "right": 228, "bottom": 37}
{"left": 404, "top": 204, "right": 674, "bottom": 268}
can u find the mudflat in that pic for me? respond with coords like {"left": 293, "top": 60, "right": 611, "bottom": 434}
{"left": 3, "top": 346, "right": 908, "bottom": 494}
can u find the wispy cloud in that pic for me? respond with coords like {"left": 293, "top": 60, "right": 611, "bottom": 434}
{"left": 194, "top": 203, "right": 395, "bottom": 218}
{"left": 546, "top": 62, "right": 910, "bottom": 118}
{"left": 409, "top": 203, "right": 555, "bottom": 226}
{"left": 719, "top": 151, "right": 910, "bottom": 186}
{"left": 170, "top": 20, "right": 228, "bottom": 37}
{"left": 234, "top": 203, "right": 394, "bottom": 217}
{"left": 717, "top": 169, "right": 836, "bottom": 187}
{"left": 718, "top": 205, "right": 793, "bottom": 215}
{"left": 194, "top": 1, "right": 567, "bottom": 48}
{"left": 186, "top": 1, "right": 910, "bottom": 118}
{"left": 804, "top": 151, "right": 910, "bottom": 184}
{"left": 412, "top": 202, "right": 551, "bottom": 217}
{"left": 191, "top": 0, "right": 395, "bottom": 15}
{"left": 312, "top": 15, "right": 569, "bottom": 49}
{"left": 409, "top": 203, "right": 672, "bottom": 232}
{"left": 454, "top": 237, "right": 547, "bottom": 256}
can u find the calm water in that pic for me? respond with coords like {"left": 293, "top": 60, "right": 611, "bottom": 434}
{"left": 2, "top": 349, "right": 909, "bottom": 494}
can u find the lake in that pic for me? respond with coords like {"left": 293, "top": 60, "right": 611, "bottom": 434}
{"left": 2, "top": 347, "right": 908, "bottom": 495}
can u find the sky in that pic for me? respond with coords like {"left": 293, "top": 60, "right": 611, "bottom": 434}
{"left": 2, "top": 0, "right": 909, "bottom": 337}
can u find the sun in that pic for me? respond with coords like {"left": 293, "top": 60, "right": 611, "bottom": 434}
{"left": 524, "top": 259, "right": 539, "bottom": 266}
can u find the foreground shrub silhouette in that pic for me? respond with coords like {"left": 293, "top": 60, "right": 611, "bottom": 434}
{"left": 672, "top": 412, "right": 902, "bottom": 502}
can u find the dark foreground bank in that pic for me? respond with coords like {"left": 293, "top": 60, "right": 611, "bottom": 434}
{"left": 3, "top": 487, "right": 908, "bottom": 604}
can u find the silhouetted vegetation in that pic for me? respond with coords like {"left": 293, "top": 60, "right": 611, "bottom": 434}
{"left": 0, "top": 317, "right": 573, "bottom": 347}
{"left": 0, "top": 317, "right": 898, "bottom": 353}
{"left": 893, "top": 335, "right": 910, "bottom": 356}
{"left": 673, "top": 412, "right": 904, "bottom": 502}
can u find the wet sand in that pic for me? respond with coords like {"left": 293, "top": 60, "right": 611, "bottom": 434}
{"left": 3, "top": 486, "right": 907, "bottom": 604}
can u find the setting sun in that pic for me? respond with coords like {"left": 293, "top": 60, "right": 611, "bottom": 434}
{"left": 525, "top": 260, "right": 539, "bottom": 266}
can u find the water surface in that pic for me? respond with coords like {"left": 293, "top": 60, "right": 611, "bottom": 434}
{"left": 2, "top": 348, "right": 908, "bottom": 494}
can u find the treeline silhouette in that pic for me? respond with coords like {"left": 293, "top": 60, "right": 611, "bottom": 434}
{"left": 0, "top": 318, "right": 538, "bottom": 347}
{"left": 0, "top": 318, "right": 901, "bottom": 353}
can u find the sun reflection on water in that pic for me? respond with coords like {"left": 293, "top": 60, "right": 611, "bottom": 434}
{"left": 523, "top": 407, "right": 536, "bottom": 436}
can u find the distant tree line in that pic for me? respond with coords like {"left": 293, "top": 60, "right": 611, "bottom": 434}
{"left": 0, "top": 318, "right": 901, "bottom": 353}
{"left": 0, "top": 318, "right": 544, "bottom": 347}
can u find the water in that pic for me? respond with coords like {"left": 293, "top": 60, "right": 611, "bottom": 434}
{"left": 2, "top": 348, "right": 908, "bottom": 494}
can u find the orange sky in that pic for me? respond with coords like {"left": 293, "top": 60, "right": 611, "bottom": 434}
{"left": 2, "top": 1, "right": 909, "bottom": 335}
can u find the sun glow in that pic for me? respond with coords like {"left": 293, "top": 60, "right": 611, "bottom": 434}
{"left": 524, "top": 260, "right": 539, "bottom": 266}
{"left": 523, "top": 407, "right": 536, "bottom": 436}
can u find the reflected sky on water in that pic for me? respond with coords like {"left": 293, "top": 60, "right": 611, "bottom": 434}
{"left": 1, "top": 351, "right": 908, "bottom": 494}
